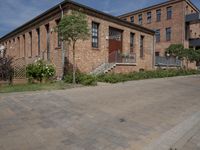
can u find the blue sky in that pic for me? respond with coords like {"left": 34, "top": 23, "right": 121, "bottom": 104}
{"left": 0, "top": 0, "right": 200, "bottom": 37}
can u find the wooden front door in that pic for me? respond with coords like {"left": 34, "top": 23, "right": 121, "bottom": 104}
{"left": 109, "top": 27, "right": 123, "bottom": 63}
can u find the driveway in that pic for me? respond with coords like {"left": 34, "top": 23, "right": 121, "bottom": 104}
{"left": 1, "top": 76, "right": 200, "bottom": 150}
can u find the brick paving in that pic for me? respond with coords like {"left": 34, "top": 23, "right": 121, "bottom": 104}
{"left": 0, "top": 76, "right": 200, "bottom": 150}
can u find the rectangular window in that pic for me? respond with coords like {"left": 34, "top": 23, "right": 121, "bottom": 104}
{"left": 130, "top": 32, "right": 135, "bottom": 53}
{"left": 45, "top": 24, "right": 50, "bottom": 60}
{"left": 23, "top": 34, "right": 25, "bottom": 57}
{"left": 155, "top": 29, "right": 160, "bottom": 43}
{"left": 130, "top": 33, "right": 134, "bottom": 48}
{"left": 166, "top": 27, "right": 171, "bottom": 41}
{"left": 140, "top": 35, "right": 144, "bottom": 58}
{"left": 167, "top": 7, "right": 172, "bottom": 20}
{"left": 138, "top": 14, "right": 143, "bottom": 25}
{"left": 130, "top": 16, "right": 134, "bottom": 23}
{"left": 56, "top": 19, "right": 61, "bottom": 47}
{"left": 156, "top": 9, "right": 161, "bottom": 22}
{"left": 92, "top": 22, "right": 99, "bottom": 48}
{"left": 17, "top": 37, "right": 20, "bottom": 57}
{"left": 36, "top": 28, "right": 40, "bottom": 56}
{"left": 155, "top": 52, "right": 160, "bottom": 56}
{"left": 147, "top": 12, "right": 152, "bottom": 23}
{"left": 29, "top": 32, "right": 32, "bottom": 57}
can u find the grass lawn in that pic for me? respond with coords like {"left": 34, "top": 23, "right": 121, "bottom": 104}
{"left": 0, "top": 81, "right": 81, "bottom": 93}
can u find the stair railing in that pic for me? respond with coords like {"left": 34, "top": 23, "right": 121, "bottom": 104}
{"left": 109, "top": 51, "right": 136, "bottom": 63}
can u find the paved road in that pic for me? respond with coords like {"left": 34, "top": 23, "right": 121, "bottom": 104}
{"left": 1, "top": 76, "right": 200, "bottom": 150}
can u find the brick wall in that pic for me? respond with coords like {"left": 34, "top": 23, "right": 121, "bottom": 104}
{"left": 120, "top": 0, "right": 199, "bottom": 56}
{"left": 66, "top": 13, "right": 154, "bottom": 73}
{"left": 0, "top": 7, "right": 154, "bottom": 77}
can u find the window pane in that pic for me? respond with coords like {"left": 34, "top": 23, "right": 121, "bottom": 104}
{"left": 166, "top": 27, "right": 171, "bottom": 41}
{"left": 92, "top": 22, "right": 99, "bottom": 48}
{"left": 156, "top": 9, "right": 161, "bottom": 22}
{"left": 138, "top": 14, "right": 142, "bottom": 25}
{"left": 167, "top": 7, "right": 172, "bottom": 19}
{"left": 130, "top": 33, "right": 134, "bottom": 48}
{"left": 140, "top": 36, "right": 144, "bottom": 58}
{"left": 130, "top": 16, "right": 134, "bottom": 23}
{"left": 147, "top": 12, "right": 152, "bottom": 23}
{"left": 155, "top": 29, "right": 160, "bottom": 43}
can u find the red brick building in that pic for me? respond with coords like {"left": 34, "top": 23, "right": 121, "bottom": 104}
{"left": 0, "top": 0, "right": 155, "bottom": 78}
{"left": 119, "top": 0, "right": 200, "bottom": 67}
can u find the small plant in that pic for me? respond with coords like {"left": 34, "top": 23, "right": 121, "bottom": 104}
{"left": 26, "top": 59, "right": 55, "bottom": 83}
{"left": 79, "top": 74, "right": 97, "bottom": 86}
{"left": 64, "top": 72, "right": 97, "bottom": 86}
{"left": 0, "top": 56, "right": 14, "bottom": 84}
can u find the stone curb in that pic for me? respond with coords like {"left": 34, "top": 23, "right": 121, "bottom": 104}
{"left": 170, "top": 121, "right": 200, "bottom": 150}
{"left": 143, "top": 111, "right": 200, "bottom": 150}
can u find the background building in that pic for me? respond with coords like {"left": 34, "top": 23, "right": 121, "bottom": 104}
{"left": 119, "top": 0, "right": 200, "bottom": 67}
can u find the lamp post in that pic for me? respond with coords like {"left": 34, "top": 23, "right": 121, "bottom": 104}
{"left": 166, "top": 53, "right": 170, "bottom": 69}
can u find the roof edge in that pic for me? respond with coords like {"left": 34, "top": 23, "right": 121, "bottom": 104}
{"left": 118, "top": 0, "right": 200, "bottom": 18}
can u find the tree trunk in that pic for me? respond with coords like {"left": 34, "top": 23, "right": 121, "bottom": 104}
{"left": 72, "top": 41, "right": 76, "bottom": 84}
{"left": 186, "top": 59, "right": 189, "bottom": 70}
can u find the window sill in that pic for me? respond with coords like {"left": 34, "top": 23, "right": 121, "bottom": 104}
{"left": 55, "top": 47, "right": 61, "bottom": 50}
{"left": 92, "top": 47, "right": 100, "bottom": 51}
{"left": 140, "top": 56, "right": 145, "bottom": 60}
{"left": 116, "top": 63, "right": 137, "bottom": 66}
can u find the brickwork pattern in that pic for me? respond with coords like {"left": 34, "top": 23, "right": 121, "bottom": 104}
{"left": 120, "top": 0, "right": 199, "bottom": 56}
{"left": 0, "top": 8, "right": 154, "bottom": 77}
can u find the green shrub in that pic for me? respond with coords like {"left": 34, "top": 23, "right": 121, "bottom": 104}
{"left": 0, "top": 56, "right": 14, "bottom": 84}
{"left": 65, "top": 69, "right": 200, "bottom": 85}
{"left": 64, "top": 72, "right": 82, "bottom": 84}
{"left": 97, "top": 69, "right": 200, "bottom": 83}
{"left": 79, "top": 74, "right": 97, "bottom": 86}
{"left": 63, "top": 73, "right": 73, "bottom": 84}
{"left": 64, "top": 72, "right": 97, "bottom": 86}
{"left": 26, "top": 59, "right": 55, "bottom": 83}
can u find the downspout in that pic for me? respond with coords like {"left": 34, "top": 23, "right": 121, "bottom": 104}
{"left": 59, "top": 4, "right": 65, "bottom": 79}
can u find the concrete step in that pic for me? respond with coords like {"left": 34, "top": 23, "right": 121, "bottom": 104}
{"left": 91, "top": 63, "right": 116, "bottom": 75}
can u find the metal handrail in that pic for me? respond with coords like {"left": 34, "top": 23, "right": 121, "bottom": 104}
{"left": 155, "top": 56, "right": 181, "bottom": 66}
{"left": 109, "top": 51, "right": 136, "bottom": 63}
{"left": 91, "top": 50, "right": 137, "bottom": 74}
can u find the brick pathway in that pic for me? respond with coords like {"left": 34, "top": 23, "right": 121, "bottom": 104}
{"left": 0, "top": 76, "right": 200, "bottom": 150}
